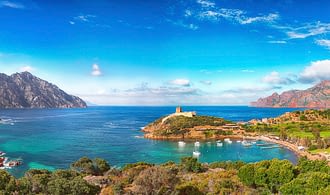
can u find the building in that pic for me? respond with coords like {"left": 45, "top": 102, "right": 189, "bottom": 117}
{"left": 176, "top": 106, "right": 182, "bottom": 113}
{"left": 162, "top": 107, "right": 197, "bottom": 123}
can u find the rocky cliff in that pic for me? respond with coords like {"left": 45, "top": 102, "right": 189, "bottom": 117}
{"left": 0, "top": 72, "right": 87, "bottom": 108}
{"left": 251, "top": 80, "right": 330, "bottom": 108}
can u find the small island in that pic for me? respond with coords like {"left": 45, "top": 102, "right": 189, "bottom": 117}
{"left": 143, "top": 107, "right": 246, "bottom": 140}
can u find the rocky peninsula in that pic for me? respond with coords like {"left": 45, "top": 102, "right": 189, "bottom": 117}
{"left": 143, "top": 107, "right": 246, "bottom": 140}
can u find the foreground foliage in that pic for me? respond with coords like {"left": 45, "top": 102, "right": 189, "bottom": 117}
{"left": 0, "top": 156, "right": 329, "bottom": 194}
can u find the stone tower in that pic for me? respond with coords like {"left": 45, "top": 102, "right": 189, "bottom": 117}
{"left": 176, "top": 106, "right": 182, "bottom": 113}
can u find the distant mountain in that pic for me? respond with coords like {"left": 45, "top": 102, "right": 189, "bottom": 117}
{"left": 0, "top": 72, "right": 87, "bottom": 108}
{"left": 251, "top": 80, "right": 330, "bottom": 108}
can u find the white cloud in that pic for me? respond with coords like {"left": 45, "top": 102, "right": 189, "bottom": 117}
{"left": 184, "top": 10, "right": 192, "bottom": 17}
{"left": 279, "top": 22, "right": 330, "bottom": 39}
{"left": 238, "top": 13, "right": 279, "bottom": 25}
{"left": 196, "top": 0, "right": 215, "bottom": 8}
{"left": 262, "top": 71, "right": 295, "bottom": 85}
{"left": 200, "top": 80, "right": 212, "bottom": 85}
{"left": 69, "top": 21, "right": 75, "bottom": 25}
{"left": 167, "top": 19, "right": 199, "bottom": 30}
{"left": 169, "top": 79, "right": 190, "bottom": 87}
{"left": 268, "top": 40, "right": 287, "bottom": 44}
{"left": 197, "top": 7, "right": 278, "bottom": 25}
{"left": 20, "top": 65, "right": 34, "bottom": 72}
{"left": 74, "top": 14, "right": 96, "bottom": 23}
{"left": 91, "top": 64, "right": 102, "bottom": 76}
{"left": 315, "top": 39, "right": 330, "bottom": 50}
{"left": 0, "top": 1, "right": 24, "bottom": 9}
{"left": 299, "top": 60, "right": 330, "bottom": 83}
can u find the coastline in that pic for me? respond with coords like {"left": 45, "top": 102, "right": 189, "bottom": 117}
{"left": 144, "top": 133, "right": 329, "bottom": 164}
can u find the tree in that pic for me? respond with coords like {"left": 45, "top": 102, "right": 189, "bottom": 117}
{"left": 279, "top": 127, "right": 287, "bottom": 140}
{"left": 71, "top": 157, "right": 95, "bottom": 175}
{"left": 297, "top": 157, "right": 330, "bottom": 174}
{"left": 266, "top": 159, "right": 295, "bottom": 193}
{"left": 47, "top": 170, "right": 100, "bottom": 195}
{"left": 0, "top": 170, "right": 14, "bottom": 191}
{"left": 180, "top": 157, "right": 203, "bottom": 173}
{"left": 94, "top": 158, "right": 111, "bottom": 175}
{"left": 238, "top": 164, "right": 255, "bottom": 187}
{"left": 71, "top": 157, "right": 111, "bottom": 176}
{"left": 280, "top": 172, "right": 330, "bottom": 195}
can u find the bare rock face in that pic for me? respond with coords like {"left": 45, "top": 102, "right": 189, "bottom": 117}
{"left": 251, "top": 80, "right": 330, "bottom": 108}
{"left": 0, "top": 72, "right": 87, "bottom": 108}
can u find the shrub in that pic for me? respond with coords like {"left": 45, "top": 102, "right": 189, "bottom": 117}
{"left": 71, "top": 157, "right": 111, "bottom": 176}
{"left": 131, "top": 166, "right": 179, "bottom": 194}
{"left": 180, "top": 157, "right": 203, "bottom": 173}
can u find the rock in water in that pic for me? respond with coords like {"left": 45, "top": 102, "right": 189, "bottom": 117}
{"left": 0, "top": 72, "right": 87, "bottom": 108}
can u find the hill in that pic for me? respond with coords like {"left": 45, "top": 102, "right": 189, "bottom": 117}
{"left": 0, "top": 72, "right": 86, "bottom": 108}
{"left": 142, "top": 108, "right": 240, "bottom": 139}
{"left": 251, "top": 80, "right": 330, "bottom": 108}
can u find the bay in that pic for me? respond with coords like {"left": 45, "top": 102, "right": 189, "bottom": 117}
{"left": 0, "top": 106, "right": 303, "bottom": 177}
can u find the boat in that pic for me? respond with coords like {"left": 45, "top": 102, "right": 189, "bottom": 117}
{"left": 0, "top": 151, "right": 5, "bottom": 156}
{"left": 216, "top": 142, "right": 223, "bottom": 147}
{"left": 178, "top": 141, "right": 186, "bottom": 147}
{"left": 193, "top": 151, "right": 201, "bottom": 157}
{"left": 242, "top": 140, "right": 252, "bottom": 147}
{"left": 224, "top": 138, "right": 232, "bottom": 144}
{"left": 133, "top": 135, "right": 144, "bottom": 139}
{"left": 194, "top": 141, "right": 200, "bottom": 147}
{"left": 236, "top": 140, "right": 241, "bottom": 143}
{"left": 6, "top": 160, "right": 22, "bottom": 167}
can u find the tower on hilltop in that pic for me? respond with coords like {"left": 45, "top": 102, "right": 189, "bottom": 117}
{"left": 176, "top": 106, "right": 182, "bottom": 113}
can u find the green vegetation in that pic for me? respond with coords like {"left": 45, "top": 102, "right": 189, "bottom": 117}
{"left": 246, "top": 109, "right": 330, "bottom": 151}
{"left": 71, "top": 156, "right": 110, "bottom": 176}
{"left": 0, "top": 169, "right": 100, "bottom": 195}
{"left": 180, "top": 157, "right": 203, "bottom": 173}
{"left": 0, "top": 156, "right": 329, "bottom": 194}
{"left": 146, "top": 115, "right": 231, "bottom": 136}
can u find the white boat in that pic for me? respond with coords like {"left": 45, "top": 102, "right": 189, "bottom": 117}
{"left": 216, "top": 140, "right": 221, "bottom": 143}
{"left": 216, "top": 142, "right": 223, "bottom": 147}
{"left": 194, "top": 141, "right": 200, "bottom": 147}
{"left": 224, "top": 138, "right": 231, "bottom": 143}
{"left": 193, "top": 151, "right": 201, "bottom": 156}
{"left": 178, "top": 141, "right": 186, "bottom": 147}
{"left": 237, "top": 140, "right": 241, "bottom": 143}
{"left": 227, "top": 140, "right": 232, "bottom": 144}
{"left": 0, "top": 152, "right": 6, "bottom": 157}
{"left": 242, "top": 140, "right": 252, "bottom": 147}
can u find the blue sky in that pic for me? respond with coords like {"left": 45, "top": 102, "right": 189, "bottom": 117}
{"left": 0, "top": 0, "right": 330, "bottom": 105}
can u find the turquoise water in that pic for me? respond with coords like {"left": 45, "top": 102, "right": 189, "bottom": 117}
{"left": 0, "top": 106, "right": 302, "bottom": 177}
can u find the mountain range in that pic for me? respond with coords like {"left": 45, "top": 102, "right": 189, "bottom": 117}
{"left": 0, "top": 72, "right": 86, "bottom": 108}
{"left": 251, "top": 80, "right": 330, "bottom": 108}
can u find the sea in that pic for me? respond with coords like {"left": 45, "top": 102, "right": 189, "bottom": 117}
{"left": 0, "top": 106, "right": 304, "bottom": 177}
